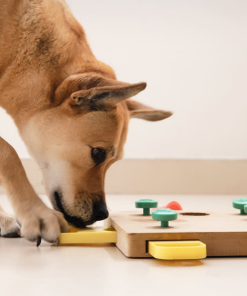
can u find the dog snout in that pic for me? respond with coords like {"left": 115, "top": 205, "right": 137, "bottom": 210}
{"left": 93, "top": 201, "right": 109, "bottom": 221}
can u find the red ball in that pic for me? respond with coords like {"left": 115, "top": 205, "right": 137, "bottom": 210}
{"left": 152, "top": 201, "right": 183, "bottom": 211}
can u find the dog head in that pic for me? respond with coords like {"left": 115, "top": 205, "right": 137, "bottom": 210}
{"left": 22, "top": 73, "right": 172, "bottom": 227}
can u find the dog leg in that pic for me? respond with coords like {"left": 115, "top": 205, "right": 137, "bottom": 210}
{"left": 0, "top": 204, "right": 20, "bottom": 237}
{"left": 0, "top": 137, "right": 70, "bottom": 245}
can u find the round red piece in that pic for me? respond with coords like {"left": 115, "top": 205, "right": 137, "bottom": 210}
{"left": 152, "top": 201, "right": 183, "bottom": 211}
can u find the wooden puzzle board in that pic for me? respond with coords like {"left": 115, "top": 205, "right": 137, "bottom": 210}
{"left": 110, "top": 210, "right": 247, "bottom": 258}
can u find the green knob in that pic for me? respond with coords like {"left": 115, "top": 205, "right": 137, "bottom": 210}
{"left": 244, "top": 205, "right": 247, "bottom": 214}
{"left": 232, "top": 198, "right": 247, "bottom": 215}
{"left": 152, "top": 208, "right": 178, "bottom": 227}
{"left": 135, "top": 199, "right": 158, "bottom": 215}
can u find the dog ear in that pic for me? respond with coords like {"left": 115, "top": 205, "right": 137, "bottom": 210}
{"left": 69, "top": 82, "right": 146, "bottom": 109}
{"left": 55, "top": 73, "right": 147, "bottom": 113}
{"left": 126, "top": 99, "right": 173, "bottom": 121}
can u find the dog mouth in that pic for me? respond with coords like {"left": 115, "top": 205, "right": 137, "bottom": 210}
{"left": 54, "top": 191, "right": 94, "bottom": 228}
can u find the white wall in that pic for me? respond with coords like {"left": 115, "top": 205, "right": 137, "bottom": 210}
{"left": 0, "top": 0, "right": 247, "bottom": 159}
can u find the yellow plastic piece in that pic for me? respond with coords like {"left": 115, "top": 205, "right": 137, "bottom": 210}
{"left": 148, "top": 241, "right": 207, "bottom": 260}
{"left": 59, "top": 227, "right": 117, "bottom": 245}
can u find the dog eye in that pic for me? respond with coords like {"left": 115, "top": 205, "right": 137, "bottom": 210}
{"left": 91, "top": 148, "right": 106, "bottom": 164}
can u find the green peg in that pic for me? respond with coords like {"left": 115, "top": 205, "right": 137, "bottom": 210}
{"left": 232, "top": 198, "right": 247, "bottom": 215}
{"left": 135, "top": 199, "right": 158, "bottom": 215}
{"left": 152, "top": 208, "right": 178, "bottom": 227}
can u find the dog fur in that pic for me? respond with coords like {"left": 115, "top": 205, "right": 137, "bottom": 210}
{"left": 0, "top": 0, "right": 172, "bottom": 244}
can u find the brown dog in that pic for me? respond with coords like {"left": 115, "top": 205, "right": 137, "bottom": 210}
{"left": 0, "top": 0, "right": 172, "bottom": 244}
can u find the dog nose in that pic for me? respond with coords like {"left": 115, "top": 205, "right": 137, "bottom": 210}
{"left": 93, "top": 201, "right": 109, "bottom": 221}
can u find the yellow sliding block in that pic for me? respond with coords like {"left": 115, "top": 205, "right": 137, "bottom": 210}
{"left": 148, "top": 241, "right": 207, "bottom": 260}
{"left": 59, "top": 227, "right": 117, "bottom": 245}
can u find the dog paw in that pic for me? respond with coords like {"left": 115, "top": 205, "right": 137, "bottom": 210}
{"left": 18, "top": 205, "right": 70, "bottom": 245}
{"left": 0, "top": 214, "right": 21, "bottom": 238}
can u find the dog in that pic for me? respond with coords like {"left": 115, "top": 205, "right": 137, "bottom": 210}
{"left": 0, "top": 0, "right": 172, "bottom": 245}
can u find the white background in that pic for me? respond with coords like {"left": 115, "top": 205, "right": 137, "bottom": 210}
{"left": 0, "top": 0, "right": 246, "bottom": 159}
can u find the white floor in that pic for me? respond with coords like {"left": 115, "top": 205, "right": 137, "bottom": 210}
{"left": 0, "top": 194, "right": 246, "bottom": 296}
